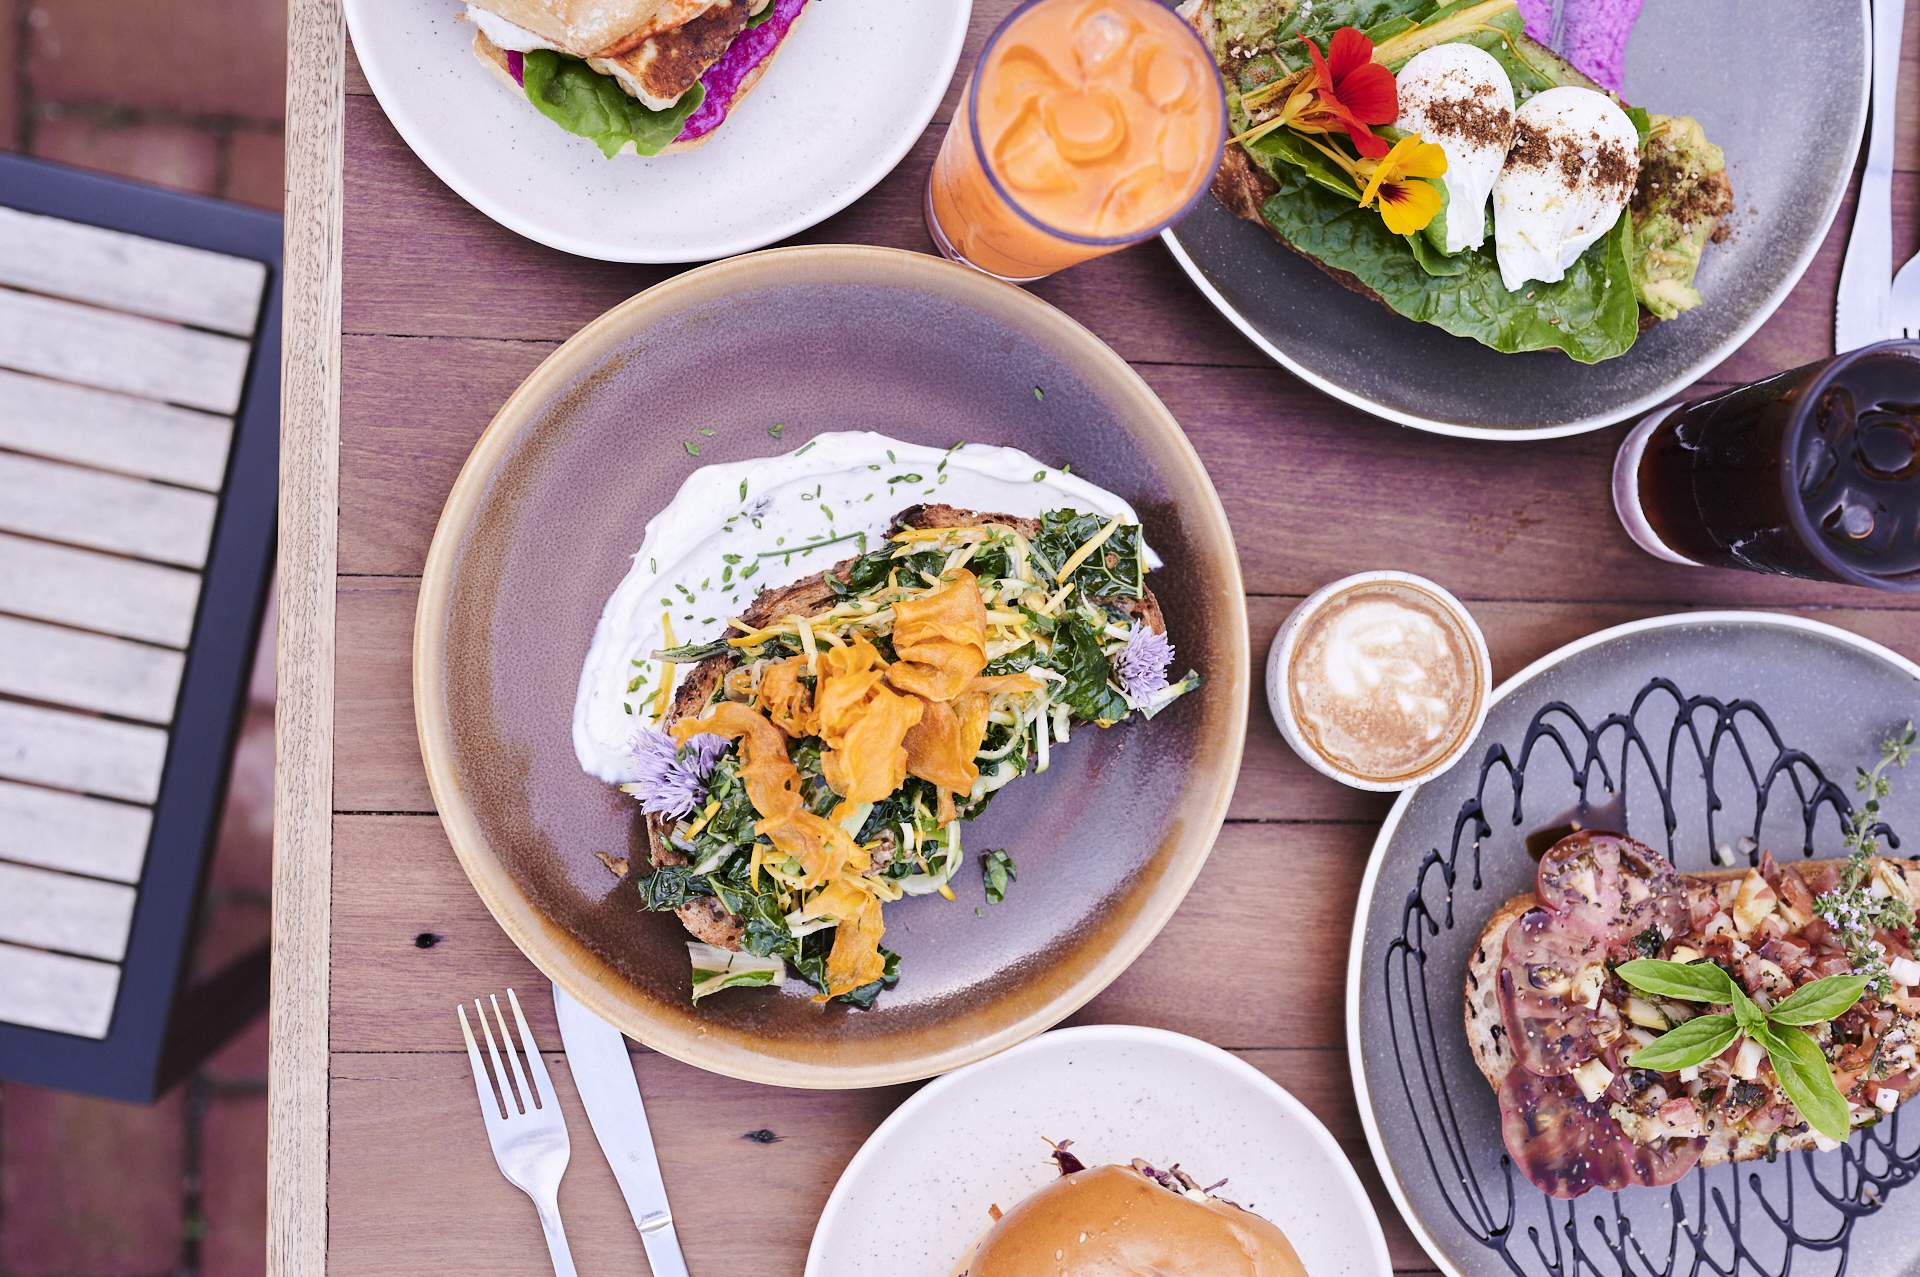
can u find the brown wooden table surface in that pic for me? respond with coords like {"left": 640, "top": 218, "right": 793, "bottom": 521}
{"left": 272, "top": 4, "right": 1920, "bottom": 1274}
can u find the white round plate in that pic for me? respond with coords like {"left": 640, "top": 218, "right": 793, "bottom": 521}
{"left": 806, "top": 1024, "right": 1392, "bottom": 1276}
{"left": 343, "top": 0, "right": 970, "bottom": 262}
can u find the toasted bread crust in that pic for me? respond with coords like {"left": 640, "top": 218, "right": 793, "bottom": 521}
{"left": 1463, "top": 862, "right": 1920, "bottom": 1170}
{"left": 644, "top": 504, "right": 1166, "bottom": 949}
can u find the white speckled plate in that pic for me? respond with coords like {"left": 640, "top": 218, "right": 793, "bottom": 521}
{"left": 805, "top": 1025, "right": 1391, "bottom": 1276}
{"left": 343, "top": 0, "right": 970, "bottom": 262}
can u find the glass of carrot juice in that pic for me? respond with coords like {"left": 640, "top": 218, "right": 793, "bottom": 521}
{"left": 925, "top": 0, "right": 1227, "bottom": 282}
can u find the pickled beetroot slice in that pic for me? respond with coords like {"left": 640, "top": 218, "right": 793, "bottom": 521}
{"left": 1498, "top": 1068, "right": 1703, "bottom": 1198}
{"left": 1536, "top": 831, "right": 1686, "bottom": 939}
{"left": 1498, "top": 905, "right": 1619, "bottom": 1075}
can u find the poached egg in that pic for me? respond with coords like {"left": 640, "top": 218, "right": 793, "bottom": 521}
{"left": 1393, "top": 44, "right": 1515, "bottom": 255}
{"left": 1492, "top": 85, "right": 1640, "bottom": 292}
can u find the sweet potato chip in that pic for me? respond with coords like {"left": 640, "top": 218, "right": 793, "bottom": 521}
{"left": 904, "top": 690, "right": 993, "bottom": 824}
{"left": 823, "top": 889, "right": 887, "bottom": 997}
{"left": 816, "top": 637, "right": 925, "bottom": 803}
{"left": 674, "top": 700, "right": 801, "bottom": 822}
{"left": 887, "top": 570, "right": 989, "bottom": 702}
{"left": 754, "top": 656, "right": 816, "bottom": 738}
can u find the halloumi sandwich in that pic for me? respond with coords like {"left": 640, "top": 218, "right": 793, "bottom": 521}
{"left": 461, "top": 0, "right": 809, "bottom": 157}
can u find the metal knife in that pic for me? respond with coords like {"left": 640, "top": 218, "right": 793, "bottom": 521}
{"left": 1835, "top": 0, "right": 1904, "bottom": 352}
{"left": 552, "top": 984, "right": 692, "bottom": 1277}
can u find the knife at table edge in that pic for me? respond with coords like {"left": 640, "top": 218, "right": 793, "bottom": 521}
{"left": 1834, "top": 0, "right": 1903, "bottom": 352}
{"left": 552, "top": 984, "right": 693, "bottom": 1277}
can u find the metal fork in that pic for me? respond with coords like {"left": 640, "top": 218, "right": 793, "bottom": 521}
{"left": 458, "top": 990, "right": 578, "bottom": 1276}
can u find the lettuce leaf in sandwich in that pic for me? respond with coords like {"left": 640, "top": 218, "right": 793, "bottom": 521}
{"left": 521, "top": 50, "right": 704, "bottom": 158}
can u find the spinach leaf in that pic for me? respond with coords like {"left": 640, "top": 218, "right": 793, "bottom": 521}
{"left": 1255, "top": 166, "right": 1641, "bottom": 363}
{"left": 827, "top": 543, "right": 896, "bottom": 598}
{"left": 637, "top": 864, "right": 713, "bottom": 911}
{"left": 1034, "top": 511, "right": 1144, "bottom": 599}
{"left": 983, "top": 643, "right": 1040, "bottom": 676}
{"left": 981, "top": 849, "right": 1016, "bottom": 905}
{"left": 655, "top": 637, "right": 733, "bottom": 662}
{"left": 1046, "top": 611, "right": 1130, "bottom": 723}
{"left": 520, "top": 50, "right": 703, "bottom": 159}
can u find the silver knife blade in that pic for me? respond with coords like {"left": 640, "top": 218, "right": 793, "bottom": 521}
{"left": 552, "top": 984, "right": 692, "bottom": 1277}
{"left": 1835, "top": 0, "right": 1903, "bottom": 352}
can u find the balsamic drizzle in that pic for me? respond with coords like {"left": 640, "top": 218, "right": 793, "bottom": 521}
{"left": 1381, "top": 679, "right": 1917, "bottom": 1276}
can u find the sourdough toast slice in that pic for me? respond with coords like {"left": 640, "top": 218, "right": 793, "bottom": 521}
{"left": 644, "top": 504, "right": 1168, "bottom": 950}
{"left": 1464, "top": 861, "right": 1920, "bottom": 1171}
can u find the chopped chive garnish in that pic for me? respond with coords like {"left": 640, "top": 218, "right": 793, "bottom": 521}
{"left": 795, "top": 440, "right": 816, "bottom": 456}
{"left": 769, "top": 421, "right": 787, "bottom": 438}
{"left": 684, "top": 441, "right": 700, "bottom": 456}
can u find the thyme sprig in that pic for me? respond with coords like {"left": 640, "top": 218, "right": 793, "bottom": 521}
{"left": 1814, "top": 722, "right": 1917, "bottom": 996}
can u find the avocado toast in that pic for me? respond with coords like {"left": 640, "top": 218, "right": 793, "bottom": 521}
{"left": 1181, "top": 0, "right": 1733, "bottom": 362}
{"left": 618, "top": 504, "right": 1197, "bottom": 1006}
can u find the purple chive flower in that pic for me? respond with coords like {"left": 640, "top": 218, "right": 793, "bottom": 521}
{"left": 623, "top": 728, "right": 727, "bottom": 818}
{"left": 1114, "top": 623, "right": 1174, "bottom": 703}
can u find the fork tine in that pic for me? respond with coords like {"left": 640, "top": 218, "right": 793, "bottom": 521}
{"left": 457, "top": 1004, "right": 505, "bottom": 1124}
{"left": 475, "top": 996, "right": 522, "bottom": 1115}
{"left": 507, "top": 988, "right": 559, "bottom": 1110}
{"left": 491, "top": 993, "right": 538, "bottom": 1111}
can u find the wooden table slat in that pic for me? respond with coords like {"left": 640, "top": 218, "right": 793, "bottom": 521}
{"left": 0, "top": 779, "right": 151, "bottom": 884}
{"left": 0, "top": 698, "right": 168, "bottom": 804}
{"left": 0, "top": 614, "right": 186, "bottom": 725}
{"left": 0, "top": 861, "right": 138, "bottom": 962}
{"left": 0, "top": 206, "right": 268, "bottom": 337}
{"left": 0, "top": 451, "right": 218, "bottom": 569}
{"left": 0, "top": 531, "right": 202, "bottom": 647}
{"left": 0, "top": 941, "right": 119, "bottom": 1039}
{"left": 0, "top": 369, "right": 235, "bottom": 491}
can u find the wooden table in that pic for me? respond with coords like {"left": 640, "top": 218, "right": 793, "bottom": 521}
{"left": 272, "top": 4, "right": 1920, "bottom": 1274}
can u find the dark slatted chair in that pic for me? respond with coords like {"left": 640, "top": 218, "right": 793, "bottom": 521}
{"left": 0, "top": 154, "right": 280, "bottom": 1101}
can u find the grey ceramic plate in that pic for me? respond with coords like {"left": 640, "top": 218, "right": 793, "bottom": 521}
{"left": 1165, "top": 0, "right": 1869, "bottom": 438}
{"left": 415, "top": 246, "right": 1248, "bottom": 1088}
{"left": 1348, "top": 612, "right": 1920, "bottom": 1276}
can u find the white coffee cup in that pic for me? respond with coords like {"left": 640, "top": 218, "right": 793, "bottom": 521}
{"left": 1266, "top": 570, "right": 1492, "bottom": 792}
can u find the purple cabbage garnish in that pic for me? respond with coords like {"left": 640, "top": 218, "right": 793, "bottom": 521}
{"left": 1512, "top": 0, "right": 1643, "bottom": 92}
{"left": 1114, "top": 623, "right": 1174, "bottom": 703}
{"left": 507, "top": 49, "right": 525, "bottom": 86}
{"left": 624, "top": 728, "right": 727, "bottom": 818}
{"left": 676, "top": 0, "right": 808, "bottom": 143}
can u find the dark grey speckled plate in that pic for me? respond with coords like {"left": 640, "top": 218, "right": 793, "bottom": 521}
{"left": 1350, "top": 612, "right": 1920, "bottom": 1276}
{"left": 1165, "top": 0, "right": 1869, "bottom": 438}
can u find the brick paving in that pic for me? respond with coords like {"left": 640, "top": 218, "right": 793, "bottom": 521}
{"left": 0, "top": 0, "right": 285, "bottom": 1271}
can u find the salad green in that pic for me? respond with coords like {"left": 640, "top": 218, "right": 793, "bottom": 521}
{"left": 520, "top": 50, "right": 704, "bottom": 159}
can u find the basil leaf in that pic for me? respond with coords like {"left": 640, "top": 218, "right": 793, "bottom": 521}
{"left": 520, "top": 50, "right": 704, "bottom": 159}
{"left": 1615, "top": 958, "right": 1737, "bottom": 1005}
{"left": 1754, "top": 1022, "right": 1853, "bottom": 1143}
{"left": 1731, "top": 983, "right": 1767, "bottom": 1034}
{"left": 1766, "top": 973, "right": 1871, "bottom": 1026}
{"left": 1626, "top": 1013, "right": 1740, "bottom": 1073}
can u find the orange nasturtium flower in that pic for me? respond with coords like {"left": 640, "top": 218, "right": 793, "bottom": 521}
{"left": 1356, "top": 134, "right": 1448, "bottom": 235}
{"left": 1248, "top": 26, "right": 1398, "bottom": 158}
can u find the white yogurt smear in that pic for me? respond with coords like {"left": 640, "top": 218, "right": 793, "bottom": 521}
{"left": 571, "top": 432, "right": 1158, "bottom": 783}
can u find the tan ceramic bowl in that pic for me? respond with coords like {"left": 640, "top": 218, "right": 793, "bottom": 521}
{"left": 415, "top": 245, "right": 1247, "bottom": 1088}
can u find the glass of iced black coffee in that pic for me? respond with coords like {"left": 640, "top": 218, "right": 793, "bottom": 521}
{"left": 1613, "top": 340, "right": 1920, "bottom": 591}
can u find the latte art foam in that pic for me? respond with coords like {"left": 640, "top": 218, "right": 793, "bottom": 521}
{"left": 1287, "top": 581, "right": 1480, "bottom": 781}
